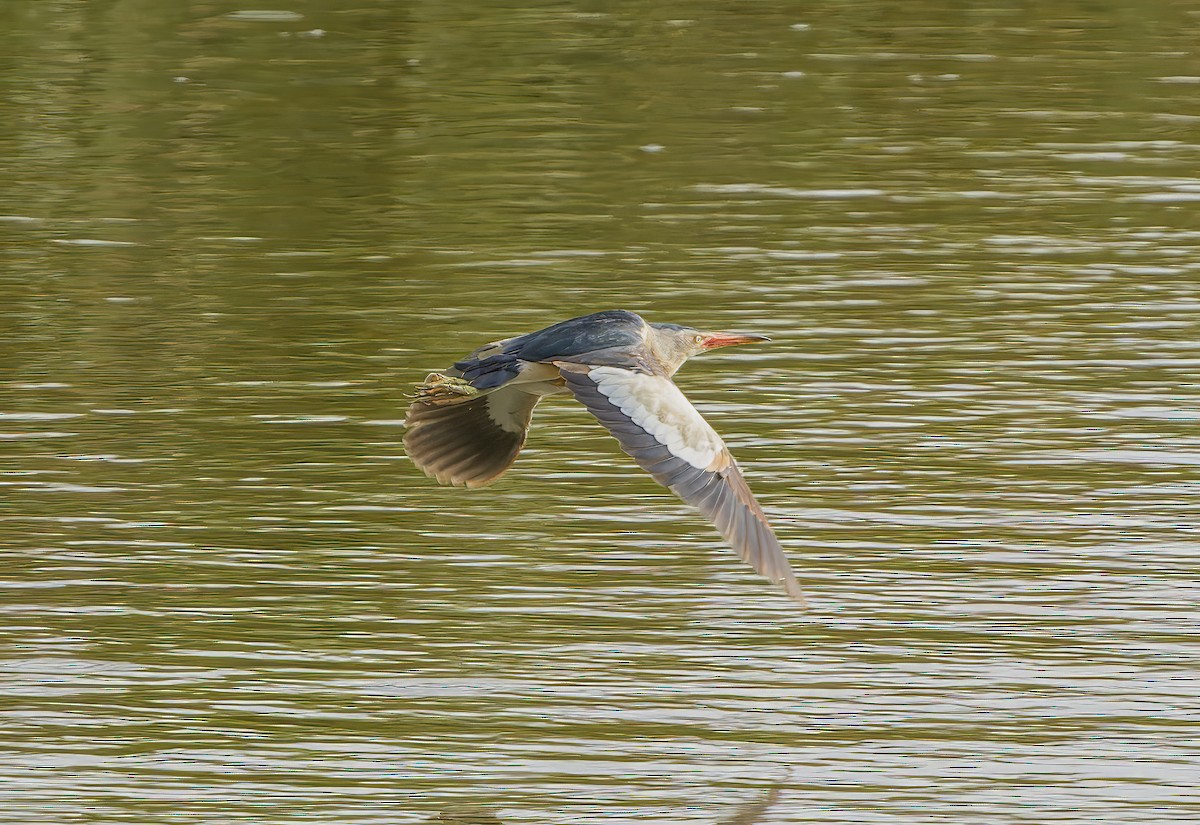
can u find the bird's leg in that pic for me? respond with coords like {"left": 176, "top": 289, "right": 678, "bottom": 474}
{"left": 413, "top": 373, "right": 480, "bottom": 404}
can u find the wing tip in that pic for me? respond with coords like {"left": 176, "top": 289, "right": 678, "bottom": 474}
{"left": 417, "top": 462, "right": 509, "bottom": 489}
{"left": 780, "top": 575, "right": 809, "bottom": 609}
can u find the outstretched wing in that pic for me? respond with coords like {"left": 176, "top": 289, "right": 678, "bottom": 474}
{"left": 556, "top": 362, "right": 805, "bottom": 605}
{"left": 404, "top": 375, "right": 540, "bottom": 488}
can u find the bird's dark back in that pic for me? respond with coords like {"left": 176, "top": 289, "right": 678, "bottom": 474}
{"left": 454, "top": 310, "right": 649, "bottom": 388}
{"left": 508, "top": 309, "right": 646, "bottom": 362}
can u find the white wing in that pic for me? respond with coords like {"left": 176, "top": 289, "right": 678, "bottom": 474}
{"left": 557, "top": 363, "right": 805, "bottom": 604}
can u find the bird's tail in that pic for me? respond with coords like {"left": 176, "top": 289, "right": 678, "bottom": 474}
{"left": 403, "top": 374, "right": 537, "bottom": 488}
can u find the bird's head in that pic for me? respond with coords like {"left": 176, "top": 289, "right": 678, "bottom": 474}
{"left": 649, "top": 322, "right": 771, "bottom": 373}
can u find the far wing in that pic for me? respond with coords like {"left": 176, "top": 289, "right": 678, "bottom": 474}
{"left": 404, "top": 376, "right": 540, "bottom": 488}
{"left": 556, "top": 362, "right": 805, "bottom": 605}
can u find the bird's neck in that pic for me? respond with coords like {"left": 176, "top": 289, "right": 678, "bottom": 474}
{"left": 646, "top": 347, "right": 685, "bottom": 378}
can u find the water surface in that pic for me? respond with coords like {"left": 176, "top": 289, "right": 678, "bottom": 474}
{"left": 2, "top": 2, "right": 1199, "bottom": 823}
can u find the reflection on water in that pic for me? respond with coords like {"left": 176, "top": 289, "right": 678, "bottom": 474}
{"left": 718, "top": 786, "right": 781, "bottom": 825}
{"left": 3, "top": 1, "right": 1200, "bottom": 823}
{"left": 430, "top": 784, "right": 780, "bottom": 824}
{"left": 431, "top": 808, "right": 507, "bottom": 825}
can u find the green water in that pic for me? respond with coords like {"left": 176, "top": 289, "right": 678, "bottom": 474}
{"left": 2, "top": 2, "right": 1199, "bottom": 823}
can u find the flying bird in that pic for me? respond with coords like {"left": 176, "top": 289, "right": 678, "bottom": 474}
{"left": 403, "top": 309, "right": 804, "bottom": 604}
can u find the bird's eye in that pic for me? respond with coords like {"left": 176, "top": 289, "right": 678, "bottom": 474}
{"left": 694, "top": 334, "right": 704, "bottom": 344}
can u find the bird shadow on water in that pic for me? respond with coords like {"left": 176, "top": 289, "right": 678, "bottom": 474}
{"left": 427, "top": 783, "right": 783, "bottom": 824}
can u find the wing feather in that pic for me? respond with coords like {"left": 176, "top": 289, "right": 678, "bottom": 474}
{"left": 404, "top": 381, "right": 540, "bottom": 488}
{"left": 557, "top": 363, "right": 806, "bottom": 605}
